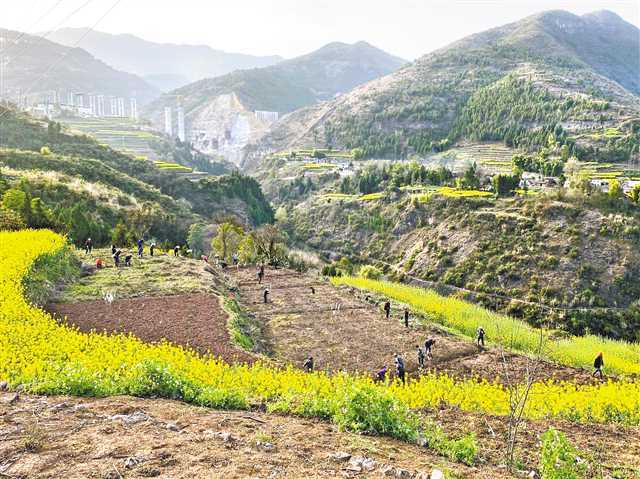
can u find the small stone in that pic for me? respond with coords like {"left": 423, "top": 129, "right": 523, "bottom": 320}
{"left": 0, "top": 381, "right": 8, "bottom": 391}
{"left": 4, "top": 393, "right": 19, "bottom": 404}
{"left": 430, "top": 469, "right": 444, "bottom": 479}
{"left": 395, "top": 468, "right": 412, "bottom": 478}
{"left": 329, "top": 451, "right": 352, "bottom": 463}
{"left": 528, "top": 471, "right": 539, "bottom": 479}
{"left": 124, "top": 456, "right": 147, "bottom": 469}
{"left": 380, "top": 465, "right": 396, "bottom": 476}
{"left": 50, "top": 402, "right": 71, "bottom": 411}
{"left": 165, "top": 422, "right": 180, "bottom": 432}
{"left": 109, "top": 411, "right": 150, "bottom": 425}
{"left": 361, "top": 458, "right": 376, "bottom": 472}
{"left": 414, "top": 473, "right": 430, "bottom": 479}
{"left": 257, "top": 441, "right": 275, "bottom": 452}
{"left": 206, "top": 430, "right": 234, "bottom": 442}
{"left": 347, "top": 456, "right": 376, "bottom": 472}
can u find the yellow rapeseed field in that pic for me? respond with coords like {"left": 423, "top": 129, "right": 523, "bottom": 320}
{"left": 1, "top": 230, "right": 639, "bottom": 432}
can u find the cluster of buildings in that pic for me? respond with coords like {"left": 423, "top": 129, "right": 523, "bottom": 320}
{"left": 25, "top": 91, "right": 139, "bottom": 120}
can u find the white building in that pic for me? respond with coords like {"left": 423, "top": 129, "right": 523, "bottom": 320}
{"left": 96, "top": 95, "right": 105, "bottom": 117}
{"left": 255, "top": 110, "right": 279, "bottom": 124}
{"left": 117, "top": 97, "right": 125, "bottom": 117}
{"left": 74, "top": 93, "right": 84, "bottom": 108}
{"left": 129, "top": 98, "right": 138, "bottom": 120}
{"left": 67, "top": 91, "right": 74, "bottom": 106}
{"left": 88, "top": 95, "right": 97, "bottom": 116}
{"left": 109, "top": 97, "right": 118, "bottom": 117}
{"left": 164, "top": 107, "right": 173, "bottom": 136}
{"left": 177, "top": 106, "right": 185, "bottom": 142}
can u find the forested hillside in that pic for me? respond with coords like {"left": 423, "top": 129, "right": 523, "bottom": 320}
{"left": 253, "top": 10, "right": 639, "bottom": 163}
{"left": 0, "top": 28, "right": 158, "bottom": 104}
{"left": 0, "top": 106, "right": 273, "bottom": 244}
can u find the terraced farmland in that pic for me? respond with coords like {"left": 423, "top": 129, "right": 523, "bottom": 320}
{"left": 60, "top": 117, "right": 161, "bottom": 161}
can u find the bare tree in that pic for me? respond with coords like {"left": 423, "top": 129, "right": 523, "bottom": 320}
{"left": 497, "top": 327, "right": 547, "bottom": 468}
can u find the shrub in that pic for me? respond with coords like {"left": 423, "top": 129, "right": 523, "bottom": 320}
{"left": 358, "top": 265, "right": 383, "bottom": 280}
{"left": 540, "top": 428, "right": 588, "bottom": 479}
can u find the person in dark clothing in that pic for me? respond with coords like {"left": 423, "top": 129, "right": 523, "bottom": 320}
{"left": 416, "top": 345, "right": 425, "bottom": 369}
{"left": 263, "top": 288, "right": 270, "bottom": 304}
{"left": 113, "top": 249, "right": 122, "bottom": 267}
{"left": 303, "top": 356, "right": 314, "bottom": 372}
{"left": 394, "top": 353, "right": 406, "bottom": 384}
{"left": 173, "top": 245, "right": 180, "bottom": 257}
{"left": 149, "top": 243, "right": 156, "bottom": 257}
{"left": 375, "top": 365, "right": 388, "bottom": 383}
{"left": 85, "top": 238, "right": 93, "bottom": 254}
{"left": 232, "top": 253, "right": 239, "bottom": 266}
{"left": 593, "top": 352, "right": 604, "bottom": 378}
{"left": 383, "top": 301, "right": 391, "bottom": 319}
{"left": 477, "top": 327, "right": 486, "bottom": 347}
{"left": 257, "top": 264, "right": 265, "bottom": 284}
{"left": 124, "top": 254, "right": 133, "bottom": 267}
{"left": 111, "top": 244, "right": 117, "bottom": 256}
{"left": 310, "top": 286, "right": 316, "bottom": 295}
{"left": 404, "top": 308, "right": 410, "bottom": 328}
{"left": 424, "top": 338, "right": 436, "bottom": 361}
{"left": 137, "top": 239, "right": 144, "bottom": 258}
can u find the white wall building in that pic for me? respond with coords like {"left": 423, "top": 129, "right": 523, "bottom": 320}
{"left": 177, "top": 106, "right": 186, "bottom": 142}
{"left": 96, "top": 95, "right": 105, "bottom": 117}
{"left": 255, "top": 110, "right": 279, "bottom": 124}
{"left": 129, "top": 98, "right": 138, "bottom": 120}
{"left": 164, "top": 107, "right": 173, "bottom": 136}
{"left": 109, "top": 97, "right": 118, "bottom": 117}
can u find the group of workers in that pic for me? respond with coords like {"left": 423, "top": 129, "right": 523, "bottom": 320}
{"left": 84, "top": 237, "right": 195, "bottom": 270}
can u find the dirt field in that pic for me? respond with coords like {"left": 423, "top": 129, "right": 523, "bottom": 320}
{"left": 227, "top": 267, "right": 594, "bottom": 383}
{"left": 2, "top": 391, "right": 638, "bottom": 479}
{"left": 0, "top": 392, "right": 476, "bottom": 479}
{"left": 47, "top": 293, "right": 254, "bottom": 364}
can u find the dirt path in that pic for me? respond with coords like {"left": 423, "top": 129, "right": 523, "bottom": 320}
{"left": 228, "top": 267, "right": 593, "bottom": 383}
{"left": 47, "top": 293, "right": 254, "bottom": 364}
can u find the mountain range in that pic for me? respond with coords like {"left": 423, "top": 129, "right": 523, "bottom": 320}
{"left": 0, "top": 28, "right": 158, "bottom": 105}
{"left": 248, "top": 10, "right": 639, "bottom": 166}
{"left": 144, "top": 41, "right": 407, "bottom": 163}
{"left": 46, "top": 28, "right": 284, "bottom": 91}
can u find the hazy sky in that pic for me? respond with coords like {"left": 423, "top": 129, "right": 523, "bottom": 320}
{"left": 3, "top": 0, "right": 639, "bottom": 60}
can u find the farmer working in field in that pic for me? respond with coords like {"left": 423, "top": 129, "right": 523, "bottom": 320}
{"left": 376, "top": 365, "right": 388, "bottom": 383}
{"left": 404, "top": 308, "right": 410, "bottom": 328}
{"left": 149, "top": 243, "right": 156, "bottom": 257}
{"left": 416, "top": 345, "right": 425, "bottom": 369}
{"left": 394, "top": 353, "right": 406, "bottom": 384}
{"left": 173, "top": 245, "right": 180, "bottom": 257}
{"left": 424, "top": 338, "right": 436, "bottom": 361}
{"left": 124, "top": 254, "right": 133, "bottom": 267}
{"left": 257, "top": 264, "right": 265, "bottom": 284}
{"left": 383, "top": 301, "right": 391, "bottom": 319}
{"left": 303, "top": 356, "right": 314, "bottom": 372}
{"left": 593, "top": 352, "right": 604, "bottom": 378}
{"left": 137, "top": 238, "right": 144, "bottom": 258}
{"left": 263, "top": 287, "right": 270, "bottom": 304}
{"left": 111, "top": 244, "right": 117, "bottom": 256}
{"left": 113, "top": 249, "right": 122, "bottom": 267}
{"left": 85, "top": 237, "right": 93, "bottom": 254}
{"left": 476, "top": 327, "right": 486, "bottom": 347}
{"left": 310, "top": 286, "right": 316, "bottom": 295}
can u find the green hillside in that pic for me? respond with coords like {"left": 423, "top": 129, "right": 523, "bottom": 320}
{"left": 259, "top": 10, "right": 639, "bottom": 163}
{"left": 0, "top": 106, "right": 273, "bottom": 244}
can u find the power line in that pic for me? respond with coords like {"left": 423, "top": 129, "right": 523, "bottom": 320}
{"left": 3, "top": 0, "right": 95, "bottom": 65}
{"left": 0, "top": 0, "right": 122, "bottom": 121}
{"left": 0, "top": 0, "right": 66, "bottom": 55}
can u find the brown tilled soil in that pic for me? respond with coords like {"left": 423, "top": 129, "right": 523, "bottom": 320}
{"left": 0, "top": 392, "right": 484, "bottom": 479}
{"left": 2, "top": 392, "right": 638, "bottom": 479}
{"left": 227, "top": 267, "right": 594, "bottom": 384}
{"left": 46, "top": 293, "right": 254, "bottom": 364}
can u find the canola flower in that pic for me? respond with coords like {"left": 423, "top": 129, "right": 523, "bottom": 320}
{"left": 1, "top": 230, "right": 639, "bottom": 434}
{"left": 331, "top": 276, "right": 640, "bottom": 376}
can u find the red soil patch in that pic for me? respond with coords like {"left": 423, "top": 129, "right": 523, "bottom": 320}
{"left": 47, "top": 293, "right": 254, "bottom": 364}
